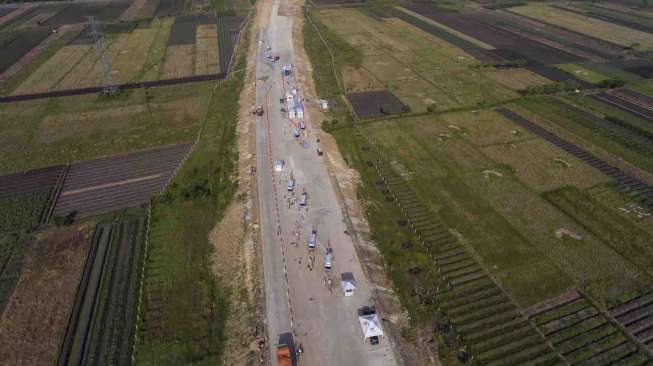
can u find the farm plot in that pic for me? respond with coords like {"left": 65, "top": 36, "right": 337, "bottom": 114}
{"left": 53, "top": 143, "right": 192, "bottom": 219}
{"left": 156, "top": 0, "right": 186, "bottom": 17}
{"left": 0, "top": 224, "right": 92, "bottom": 365}
{"left": 314, "top": 8, "right": 516, "bottom": 113}
{"left": 346, "top": 90, "right": 407, "bottom": 118}
{"left": 368, "top": 148, "right": 564, "bottom": 364}
{"left": 554, "top": 3, "right": 653, "bottom": 34}
{"left": 161, "top": 44, "right": 194, "bottom": 78}
{"left": 529, "top": 294, "right": 652, "bottom": 365}
{"left": 0, "top": 165, "right": 66, "bottom": 233}
{"left": 496, "top": 108, "right": 653, "bottom": 211}
{"left": 486, "top": 68, "right": 551, "bottom": 90}
{"left": 493, "top": 10, "right": 625, "bottom": 60}
{"left": 217, "top": 14, "right": 244, "bottom": 73}
{"left": 510, "top": 3, "right": 653, "bottom": 50}
{"left": 401, "top": 3, "right": 583, "bottom": 66}
{"left": 0, "top": 82, "right": 212, "bottom": 174}
{"left": 545, "top": 186, "right": 653, "bottom": 277}
{"left": 42, "top": 1, "right": 131, "bottom": 26}
{"left": 58, "top": 214, "right": 146, "bottom": 366}
{"left": 610, "top": 290, "right": 653, "bottom": 351}
{"left": 0, "top": 29, "right": 52, "bottom": 74}
{"left": 361, "top": 116, "right": 575, "bottom": 306}
{"left": 195, "top": 24, "right": 219, "bottom": 75}
{"left": 0, "top": 233, "right": 28, "bottom": 314}
{"left": 593, "top": 92, "right": 653, "bottom": 124}
{"left": 11, "top": 44, "right": 94, "bottom": 95}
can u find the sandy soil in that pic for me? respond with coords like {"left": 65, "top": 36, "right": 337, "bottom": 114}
{"left": 290, "top": 2, "right": 430, "bottom": 364}
{"left": 0, "top": 224, "right": 93, "bottom": 366}
{"left": 208, "top": 5, "right": 264, "bottom": 365}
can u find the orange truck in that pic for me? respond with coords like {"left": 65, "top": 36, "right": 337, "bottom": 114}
{"left": 277, "top": 344, "right": 292, "bottom": 366}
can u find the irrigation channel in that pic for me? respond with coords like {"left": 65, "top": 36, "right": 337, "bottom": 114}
{"left": 57, "top": 213, "right": 146, "bottom": 366}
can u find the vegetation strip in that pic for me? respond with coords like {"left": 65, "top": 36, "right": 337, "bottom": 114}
{"left": 0, "top": 73, "right": 226, "bottom": 104}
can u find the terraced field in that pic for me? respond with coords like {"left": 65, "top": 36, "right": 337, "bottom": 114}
{"left": 373, "top": 152, "right": 563, "bottom": 365}
{"left": 530, "top": 293, "right": 652, "bottom": 365}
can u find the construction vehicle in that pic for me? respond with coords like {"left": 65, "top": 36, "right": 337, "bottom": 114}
{"left": 277, "top": 344, "right": 292, "bottom": 366}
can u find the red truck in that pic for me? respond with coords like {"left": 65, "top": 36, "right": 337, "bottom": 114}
{"left": 277, "top": 344, "right": 292, "bottom": 366}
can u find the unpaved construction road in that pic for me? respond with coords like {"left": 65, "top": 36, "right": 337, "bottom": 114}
{"left": 254, "top": 1, "right": 398, "bottom": 365}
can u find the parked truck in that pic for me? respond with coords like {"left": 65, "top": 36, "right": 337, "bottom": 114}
{"left": 277, "top": 344, "right": 292, "bottom": 366}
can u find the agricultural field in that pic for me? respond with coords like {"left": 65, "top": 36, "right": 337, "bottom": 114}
{"left": 58, "top": 213, "right": 146, "bottom": 366}
{"left": 312, "top": 7, "right": 518, "bottom": 113}
{"left": 306, "top": 1, "right": 653, "bottom": 363}
{"left": 0, "top": 0, "right": 250, "bottom": 97}
{"left": 0, "top": 233, "right": 28, "bottom": 314}
{"left": 0, "top": 224, "right": 92, "bottom": 365}
{"left": 53, "top": 143, "right": 193, "bottom": 218}
{"left": 510, "top": 3, "right": 653, "bottom": 50}
{"left": 0, "top": 80, "right": 213, "bottom": 174}
{"left": 0, "top": 165, "right": 65, "bottom": 233}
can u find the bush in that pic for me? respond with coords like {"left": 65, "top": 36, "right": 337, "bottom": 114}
{"left": 596, "top": 78, "right": 625, "bottom": 89}
{"left": 524, "top": 80, "right": 579, "bottom": 95}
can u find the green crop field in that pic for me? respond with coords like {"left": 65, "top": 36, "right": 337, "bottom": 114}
{"left": 0, "top": 81, "right": 213, "bottom": 174}
{"left": 135, "top": 15, "right": 250, "bottom": 365}
{"left": 305, "top": 3, "right": 653, "bottom": 362}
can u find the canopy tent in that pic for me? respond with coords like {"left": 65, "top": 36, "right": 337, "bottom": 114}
{"left": 359, "top": 314, "right": 384, "bottom": 340}
{"left": 341, "top": 272, "right": 356, "bottom": 296}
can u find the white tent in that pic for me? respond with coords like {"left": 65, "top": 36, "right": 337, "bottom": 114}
{"left": 341, "top": 272, "right": 356, "bottom": 296}
{"left": 359, "top": 314, "right": 384, "bottom": 340}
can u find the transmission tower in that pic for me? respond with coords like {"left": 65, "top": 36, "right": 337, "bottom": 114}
{"left": 87, "top": 16, "right": 119, "bottom": 95}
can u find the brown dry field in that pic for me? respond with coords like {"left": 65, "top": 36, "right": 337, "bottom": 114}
{"left": 162, "top": 44, "right": 195, "bottom": 79}
{"left": 342, "top": 65, "right": 383, "bottom": 93}
{"left": 12, "top": 45, "right": 93, "bottom": 95}
{"left": 487, "top": 68, "right": 551, "bottom": 90}
{"left": 0, "top": 224, "right": 93, "bottom": 365}
{"left": 194, "top": 24, "right": 219, "bottom": 75}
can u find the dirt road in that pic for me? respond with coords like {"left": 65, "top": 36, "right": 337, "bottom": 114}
{"left": 254, "top": 1, "right": 398, "bottom": 365}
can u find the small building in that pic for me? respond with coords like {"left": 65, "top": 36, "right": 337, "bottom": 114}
{"left": 340, "top": 272, "right": 356, "bottom": 297}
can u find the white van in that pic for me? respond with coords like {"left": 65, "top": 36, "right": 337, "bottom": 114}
{"left": 287, "top": 179, "right": 295, "bottom": 192}
{"left": 299, "top": 192, "right": 308, "bottom": 207}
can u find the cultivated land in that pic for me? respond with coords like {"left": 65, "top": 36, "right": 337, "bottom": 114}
{"left": 305, "top": 0, "right": 653, "bottom": 364}
{"left": 1, "top": 0, "right": 653, "bottom": 365}
{"left": 0, "top": 0, "right": 256, "bottom": 365}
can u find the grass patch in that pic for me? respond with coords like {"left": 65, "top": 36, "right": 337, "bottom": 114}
{"left": 135, "top": 13, "right": 250, "bottom": 366}
{"left": 0, "top": 81, "right": 213, "bottom": 174}
{"left": 0, "top": 191, "right": 50, "bottom": 233}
